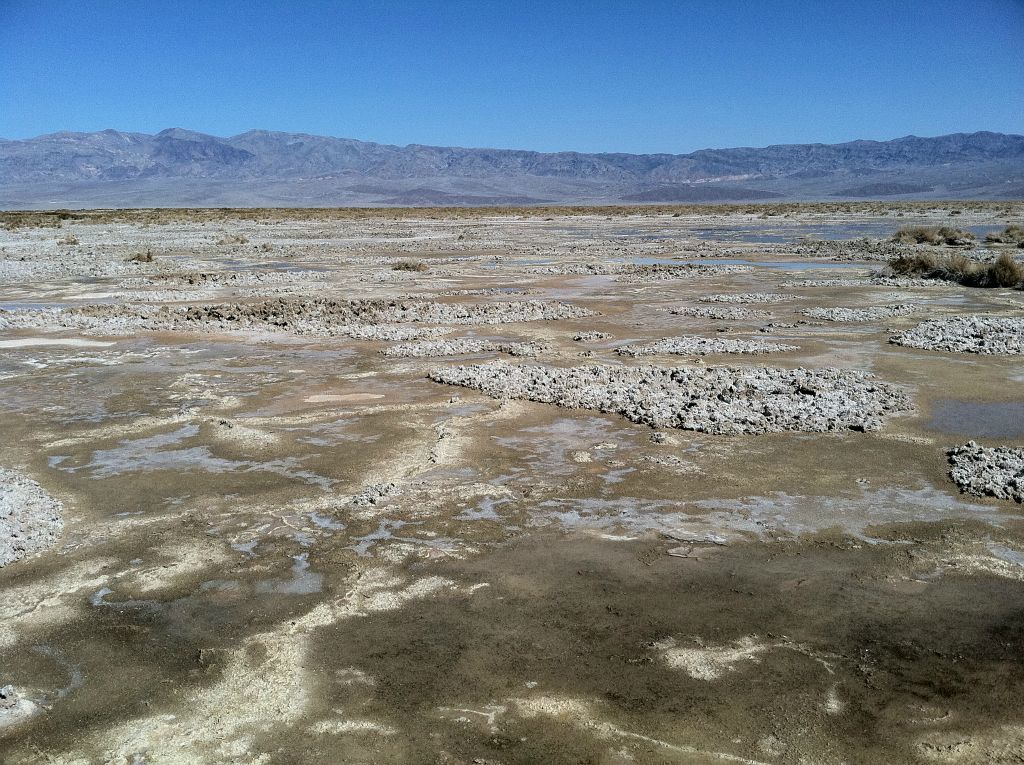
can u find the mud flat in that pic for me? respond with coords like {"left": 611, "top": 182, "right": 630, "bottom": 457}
{"left": 2, "top": 204, "right": 1024, "bottom": 764}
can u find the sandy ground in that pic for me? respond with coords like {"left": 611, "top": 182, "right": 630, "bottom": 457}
{"left": 1, "top": 205, "right": 1023, "bottom": 764}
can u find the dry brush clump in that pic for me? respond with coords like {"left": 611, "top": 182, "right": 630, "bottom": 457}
{"left": 392, "top": 260, "right": 429, "bottom": 272}
{"left": 985, "top": 225, "right": 1024, "bottom": 246}
{"left": 891, "top": 226, "right": 975, "bottom": 246}
{"left": 888, "top": 251, "right": 1024, "bottom": 289}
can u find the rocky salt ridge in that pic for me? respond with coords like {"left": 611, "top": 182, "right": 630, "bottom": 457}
{"left": 616, "top": 336, "right": 798, "bottom": 357}
{"left": 428, "top": 362, "right": 912, "bottom": 435}
{"left": 788, "top": 238, "right": 919, "bottom": 262}
{"left": 529, "top": 263, "right": 752, "bottom": 280}
{"left": 783, "top": 276, "right": 955, "bottom": 288}
{"left": 801, "top": 304, "right": 918, "bottom": 322}
{"left": 382, "top": 338, "right": 546, "bottom": 358}
{"left": 671, "top": 306, "right": 773, "bottom": 320}
{"left": 891, "top": 316, "right": 1024, "bottom": 355}
{"left": 118, "top": 270, "right": 327, "bottom": 289}
{"left": 948, "top": 442, "right": 1024, "bottom": 502}
{"left": 0, "top": 467, "right": 64, "bottom": 568}
{"left": 0, "top": 299, "right": 595, "bottom": 338}
{"left": 699, "top": 293, "right": 796, "bottom": 304}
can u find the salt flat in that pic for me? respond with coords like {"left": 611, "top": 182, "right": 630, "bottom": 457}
{"left": 1, "top": 203, "right": 1023, "bottom": 764}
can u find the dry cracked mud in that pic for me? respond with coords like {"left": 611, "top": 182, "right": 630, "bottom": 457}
{"left": 1, "top": 203, "right": 1024, "bottom": 764}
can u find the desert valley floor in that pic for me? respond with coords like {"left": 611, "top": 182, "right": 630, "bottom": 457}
{"left": 1, "top": 204, "right": 1023, "bottom": 764}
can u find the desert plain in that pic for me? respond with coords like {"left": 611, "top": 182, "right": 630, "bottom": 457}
{"left": 1, "top": 203, "right": 1024, "bottom": 764}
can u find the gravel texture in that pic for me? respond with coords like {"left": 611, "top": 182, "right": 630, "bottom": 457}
{"left": 0, "top": 467, "right": 64, "bottom": 568}
{"left": 0, "top": 299, "right": 595, "bottom": 337}
{"left": 616, "top": 336, "right": 798, "bottom": 357}
{"left": 801, "top": 304, "right": 918, "bottom": 322}
{"left": 890, "top": 316, "right": 1024, "bottom": 355}
{"left": 948, "top": 442, "right": 1024, "bottom": 502}
{"left": 381, "top": 338, "right": 545, "bottom": 358}
{"left": 671, "top": 306, "right": 773, "bottom": 320}
{"left": 428, "top": 362, "right": 912, "bottom": 435}
{"left": 699, "top": 293, "right": 796, "bottom": 304}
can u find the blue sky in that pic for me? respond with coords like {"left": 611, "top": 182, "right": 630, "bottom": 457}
{"left": 2, "top": 0, "right": 1022, "bottom": 153}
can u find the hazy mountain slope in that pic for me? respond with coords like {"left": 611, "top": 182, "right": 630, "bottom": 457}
{"left": 1, "top": 128, "right": 1021, "bottom": 208}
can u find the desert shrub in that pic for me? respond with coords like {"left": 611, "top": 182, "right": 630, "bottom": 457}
{"left": 988, "top": 252, "right": 1024, "bottom": 287}
{"left": 890, "top": 252, "right": 940, "bottom": 276}
{"left": 985, "top": 225, "right": 1024, "bottom": 245}
{"left": 392, "top": 260, "right": 428, "bottom": 272}
{"left": 888, "top": 251, "right": 1022, "bottom": 289}
{"left": 892, "top": 226, "right": 974, "bottom": 246}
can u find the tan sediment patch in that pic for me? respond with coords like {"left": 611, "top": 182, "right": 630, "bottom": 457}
{"left": 510, "top": 694, "right": 773, "bottom": 764}
{"left": 918, "top": 724, "right": 1024, "bottom": 763}
{"left": 654, "top": 635, "right": 773, "bottom": 680}
{"left": 304, "top": 393, "right": 385, "bottom": 404}
{"left": 0, "top": 338, "right": 115, "bottom": 349}
{"left": 0, "top": 559, "right": 116, "bottom": 649}
{"left": 119, "top": 538, "right": 234, "bottom": 595}
{"left": 206, "top": 418, "right": 280, "bottom": 449}
{"left": 308, "top": 717, "right": 397, "bottom": 736}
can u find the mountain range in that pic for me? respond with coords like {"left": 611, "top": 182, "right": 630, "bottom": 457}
{"left": 1, "top": 128, "right": 1022, "bottom": 208}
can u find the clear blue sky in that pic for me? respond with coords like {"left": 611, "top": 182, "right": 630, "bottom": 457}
{"left": 2, "top": 0, "right": 1022, "bottom": 153}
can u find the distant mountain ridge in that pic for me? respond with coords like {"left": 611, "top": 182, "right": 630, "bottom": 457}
{"left": 1, "top": 128, "right": 1022, "bottom": 208}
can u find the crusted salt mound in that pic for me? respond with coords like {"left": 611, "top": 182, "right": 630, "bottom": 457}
{"left": 671, "top": 306, "right": 773, "bottom": 320}
{"left": 573, "top": 331, "right": 613, "bottom": 342}
{"left": 530, "top": 263, "right": 751, "bottom": 280}
{"left": 891, "top": 316, "right": 1024, "bottom": 355}
{"left": 616, "top": 336, "right": 797, "bottom": 357}
{"left": 801, "top": 304, "right": 917, "bottom": 322}
{"left": 0, "top": 299, "right": 595, "bottom": 337}
{"left": 784, "top": 276, "right": 955, "bottom": 288}
{"left": 699, "top": 293, "right": 796, "bottom": 304}
{"left": 0, "top": 468, "right": 64, "bottom": 568}
{"left": 948, "top": 442, "right": 1024, "bottom": 503}
{"left": 381, "top": 338, "right": 544, "bottom": 358}
{"left": 118, "top": 270, "right": 326, "bottom": 289}
{"left": 429, "top": 362, "right": 912, "bottom": 435}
